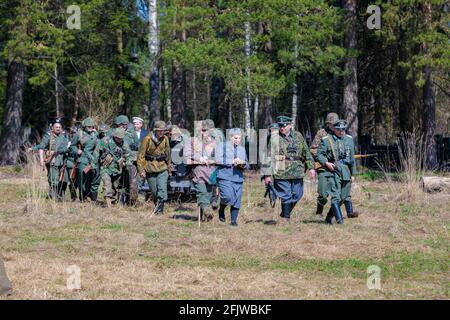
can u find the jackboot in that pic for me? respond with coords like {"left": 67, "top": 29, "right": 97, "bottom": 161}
{"left": 331, "top": 202, "right": 344, "bottom": 224}
{"left": 154, "top": 201, "right": 165, "bottom": 215}
{"left": 344, "top": 201, "right": 359, "bottom": 218}
{"left": 230, "top": 206, "right": 239, "bottom": 226}
{"left": 325, "top": 208, "right": 334, "bottom": 224}
{"left": 280, "top": 202, "right": 292, "bottom": 221}
{"left": 315, "top": 203, "right": 324, "bottom": 215}
{"left": 218, "top": 204, "right": 226, "bottom": 222}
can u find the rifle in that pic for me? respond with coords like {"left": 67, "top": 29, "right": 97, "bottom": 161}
{"left": 264, "top": 182, "right": 277, "bottom": 208}
{"left": 314, "top": 153, "right": 378, "bottom": 170}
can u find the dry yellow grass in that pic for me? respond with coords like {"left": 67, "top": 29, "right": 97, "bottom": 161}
{"left": 0, "top": 167, "right": 448, "bottom": 300}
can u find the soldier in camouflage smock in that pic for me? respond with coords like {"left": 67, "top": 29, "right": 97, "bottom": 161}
{"left": 70, "top": 117, "right": 100, "bottom": 202}
{"left": 29, "top": 121, "right": 70, "bottom": 200}
{"left": 310, "top": 112, "right": 339, "bottom": 215}
{"left": 317, "top": 120, "right": 358, "bottom": 224}
{"left": 262, "top": 116, "right": 316, "bottom": 222}
{"left": 92, "top": 128, "right": 133, "bottom": 208}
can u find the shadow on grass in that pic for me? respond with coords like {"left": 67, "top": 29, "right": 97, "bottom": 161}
{"left": 172, "top": 214, "right": 197, "bottom": 221}
{"left": 301, "top": 219, "right": 328, "bottom": 224}
{"left": 245, "top": 219, "right": 278, "bottom": 225}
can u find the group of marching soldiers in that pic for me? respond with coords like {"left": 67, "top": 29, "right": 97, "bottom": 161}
{"left": 28, "top": 112, "right": 360, "bottom": 226}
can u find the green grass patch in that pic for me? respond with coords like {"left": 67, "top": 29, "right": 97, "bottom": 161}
{"left": 100, "top": 224, "right": 124, "bottom": 232}
{"left": 136, "top": 251, "right": 448, "bottom": 281}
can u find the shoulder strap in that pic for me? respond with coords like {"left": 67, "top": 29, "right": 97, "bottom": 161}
{"left": 327, "top": 134, "right": 337, "bottom": 161}
{"left": 49, "top": 133, "right": 54, "bottom": 151}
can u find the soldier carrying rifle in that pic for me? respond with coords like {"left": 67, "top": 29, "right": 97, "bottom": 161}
{"left": 28, "top": 119, "right": 71, "bottom": 201}
{"left": 92, "top": 128, "right": 133, "bottom": 208}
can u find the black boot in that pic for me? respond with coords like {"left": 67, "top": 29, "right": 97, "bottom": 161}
{"left": 280, "top": 202, "right": 291, "bottom": 220}
{"left": 325, "top": 208, "right": 334, "bottom": 224}
{"left": 344, "top": 201, "right": 359, "bottom": 218}
{"left": 90, "top": 192, "right": 98, "bottom": 202}
{"left": 219, "top": 204, "right": 226, "bottom": 222}
{"left": 154, "top": 201, "right": 165, "bottom": 215}
{"left": 316, "top": 204, "right": 324, "bottom": 215}
{"left": 331, "top": 202, "right": 344, "bottom": 224}
{"left": 230, "top": 206, "right": 239, "bottom": 226}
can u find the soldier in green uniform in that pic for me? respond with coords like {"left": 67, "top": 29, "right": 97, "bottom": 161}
{"left": 70, "top": 118, "right": 100, "bottom": 202}
{"left": 66, "top": 125, "right": 79, "bottom": 201}
{"left": 28, "top": 121, "right": 70, "bottom": 200}
{"left": 316, "top": 120, "right": 358, "bottom": 224}
{"left": 92, "top": 128, "right": 133, "bottom": 208}
{"left": 114, "top": 115, "right": 139, "bottom": 204}
{"left": 310, "top": 112, "right": 339, "bottom": 215}
{"left": 262, "top": 116, "right": 316, "bottom": 222}
{"left": 137, "top": 120, "right": 171, "bottom": 214}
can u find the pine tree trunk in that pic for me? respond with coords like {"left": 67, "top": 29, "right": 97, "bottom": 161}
{"left": 343, "top": 0, "right": 359, "bottom": 147}
{"left": 148, "top": 0, "right": 160, "bottom": 127}
{"left": 422, "top": 1, "right": 437, "bottom": 170}
{"left": 244, "top": 20, "right": 252, "bottom": 130}
{"left": 171, "top": 61, "right": 186, "bottom": 128}
{"left": 0, "top": 61, "right": 25, "bottom": 165}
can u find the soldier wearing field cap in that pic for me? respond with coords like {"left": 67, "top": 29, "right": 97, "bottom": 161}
{"left": 137, "top": 120, "right": 171, "bottom": 214}
{"left": 310, "top": 112, "right": 339, "bottom": 215}
{"left": 262, "top": 116, "right": 316, "bottom": 222}
{"left": 316, "top": 119, "right": 359, "bottom": 224}
{"left": 92, "top": 128, "right": 133, "bottom": 208}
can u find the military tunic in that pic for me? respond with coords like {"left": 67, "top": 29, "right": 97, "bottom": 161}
{"left": 311, "top": 127, "right": 333, "bottom": 206}
{"left": 317, "top": 133, "right": 356, "bottom": 205}
{"left": 137, "top": 133, "right": 171, "bottom": 202}
{"left": 32, "top": 132, "right": 70, "bottom": 199}
{"left": 263, "top": 129, "right": 314, "bottom": 204}
{"left": 92, "top": 137, "right": 133, "bottom": 200}
{"left": 70, "top": 129, "right": 100, "bottom": 200}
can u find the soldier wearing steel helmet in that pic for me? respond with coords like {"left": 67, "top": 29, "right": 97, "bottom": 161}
{"left": 92, "top": 128, "right": 133, "bottom": 208}
{"left": 114, "top": 115, "right": 140, "bottom": 204}
{"left": 137, "top": 120, "right": 171, "bottom": 214}
{"left": 70, "top": 117, "right": 100, "bottom": 202}
{"left": 310, "top": 112, "right": 339, "bottom": 215}
{"left": 317, "top": 119, "right": 359, "bottom": 224}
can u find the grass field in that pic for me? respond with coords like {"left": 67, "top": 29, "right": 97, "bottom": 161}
{"left": 0, "top": 165, "right": 448, "bottom": 300}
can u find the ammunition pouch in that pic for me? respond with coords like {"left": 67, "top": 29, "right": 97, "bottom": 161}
{"left": 101, "top": 154, "right": 114, "bottom": 168}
